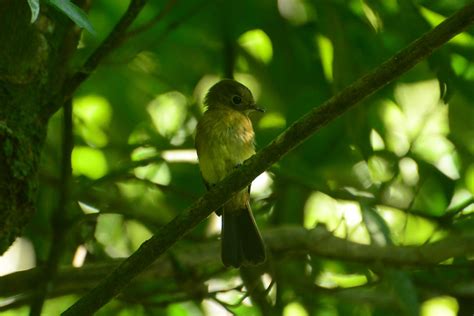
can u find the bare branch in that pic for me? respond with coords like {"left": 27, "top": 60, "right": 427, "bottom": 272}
{"left": 125, "top": 0, "right": 179, "bottom": 38}
{"left": 2, "top": 225, "right": 474, "bottom": 310}
{"left": 60, "top": 0, "right": 149, "bottom": 104}
{"left": 29, "top": 100, "right": 74, "bottom": 316}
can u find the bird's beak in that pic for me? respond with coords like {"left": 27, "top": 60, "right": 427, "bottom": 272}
{"left": 250, "top": 104, "right": 265, "bottom": 113}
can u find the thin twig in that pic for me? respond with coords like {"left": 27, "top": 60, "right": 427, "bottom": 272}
{"left": 125, "top": 0, "right": 179, "bottom": 38}
{"left": 207, "top": 284, "right": 245, "bottom": 296}
{"left": 275, "top": 168, "right": 460, "bottom": 224}
{"left": 62, "top": 4, "right": 474, "bottom": 315}
{"left": 147, "top": 0, "right": 211, "bottom": 49}
{"left": 29, "top": 100, "right": 74, "bottom": 316}
{"left": 442, "top": 197, "right": 474, "bottom": 220}
{"left": 2, "top": 226, "right": 474, "bottom": 312}
{"left": 97, "top": 0, "right": 211, "bottom": 67}
{"left": 60, "top": 0, "right": 149, "bottom": 104}
{"left": 74, "top": 155, "right": 163, "bottom": 196}
{"left": 210, "top": 296, "right": 237, "bottom": 315}
{"left": 240, "top": 267, "right": 275, "bottom": 316}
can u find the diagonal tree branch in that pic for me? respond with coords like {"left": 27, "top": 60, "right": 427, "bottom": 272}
{"left": 125, "top": 0, "right": 179, "bottom": 38}
{"left": 59, "top": 0, "right": 149, "bottom": 106}
{"left": 62, "top": 3, "right": 474, "bottom": 315}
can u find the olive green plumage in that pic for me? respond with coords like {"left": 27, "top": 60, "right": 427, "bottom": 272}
{"left": 195, "top": 79, "right": 266, "bottom": 268}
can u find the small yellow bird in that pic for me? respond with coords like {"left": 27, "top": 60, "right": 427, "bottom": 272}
{"left": 195, "top": 79, "right": 266, "bottom": 268}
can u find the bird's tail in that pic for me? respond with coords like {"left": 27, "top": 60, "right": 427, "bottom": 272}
{"left": 221, "top": 203, "right": 266, "bottom": 268}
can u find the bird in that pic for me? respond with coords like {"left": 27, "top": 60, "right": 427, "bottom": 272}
{"left": 195, "top": 79, "right": 266, "bottom": 268}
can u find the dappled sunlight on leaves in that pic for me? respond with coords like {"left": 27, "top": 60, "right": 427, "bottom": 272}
{"left": 368, "top": 155, "right": 395, "bottom": 183}
{"left": 420, "top": 6, "right": 474, "bottom": 47}
{"left": 73, "top": 95, "right": 112, "bottom": 147}
{"left": 399, "top": 157, "right": 419, "bottom": 186}
{"left": 71, "top": 146, "right": 108, "bottom": 179}
{"left": 466, "top": 164, "right": 474, "bottom": 195}
{"left": 304, "top": 192, "right": 369, "bottom": 244}
{"left": 316, "top": 271, "right": 368, "bottom": 289}
{"left": 238, "top": 29, "right": 273, "bottom": 65}
{"left": 381, "top": 100, "right": 411, "bottom": 156}
{"left": 421, "top": 296, "right": 458, "bottom": 316}
{"left": 283, "top": 302, "right": 308, "bottom": 316}
{"left": 95, "top": 214, "right": 130, "bottom": 258}
{"left": 147, "top": 91, "right": 188, "bottom": 139}
{"left": 278, "top": 0, "right": 311, "bottom": 25}
{"left": 251, "top": 171, "right": 273, "bottom": 198}
{"left": 316, "top": 34, "right": 334, "bottom": 82}
{"left": 134, "top": 162, "right": 171, "bottom": 185}
{"left": 129, "top": 51, "right": 160, "bottom": 75}
{"left": 0, "top": 238, "right": 35, "bottom": 276}
{"left": 369, "top": 129, "right": 385, "bottom": 151}
{"left": 258, "top": 112, "right": 286, "bottom": 129}
{"left": 362, "top": 1, "right": 383, "bottom": 32}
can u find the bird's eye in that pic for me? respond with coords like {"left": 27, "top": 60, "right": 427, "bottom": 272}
{"left": 232, "top": 95, "right": 242, "bottom": 105}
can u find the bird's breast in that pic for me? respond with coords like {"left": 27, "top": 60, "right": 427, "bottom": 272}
{"left": 195, "top": 109, "right": 256, "bottom": 183}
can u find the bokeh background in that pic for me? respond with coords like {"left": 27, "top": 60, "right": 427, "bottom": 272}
{"left": 1, "top": 0, "right": 474, "bottom": 315}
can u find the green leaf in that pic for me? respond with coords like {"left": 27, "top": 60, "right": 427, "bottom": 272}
{"left": 361, "top": 203, "right": 393, "bottom": 246}
{"left": 413, "top": 161, "right": 455, "bottom": 216}
{"left": 390, "top": 271, "right": 420, "bottom": 316}
{"left": 27, "top": 0, "right": 40, "bottom": 23}
{"left": 46, "top": 0, "right": 95, "bottom": 35}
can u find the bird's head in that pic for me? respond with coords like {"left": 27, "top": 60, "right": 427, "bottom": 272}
{"left": 205, "top": 79, "right": 265, "bottom": 114}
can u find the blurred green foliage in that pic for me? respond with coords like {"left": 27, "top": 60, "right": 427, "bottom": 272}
{"left": 3, "top": 0, "right": 474, "bottom": 315}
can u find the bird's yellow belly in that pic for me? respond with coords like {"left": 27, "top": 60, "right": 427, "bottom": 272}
{"left": 196, "top": 111, "right": 255, "bottom": 185}
{"left": 199, "top": 133, "right": 255, "bottom": 184}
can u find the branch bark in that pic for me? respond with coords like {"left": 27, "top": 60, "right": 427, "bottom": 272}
{"left": 62, "top": 3, "right": 474, "bottom": 315}
{"left": 3, "top": 225, "right": 474, "bottom": 306}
